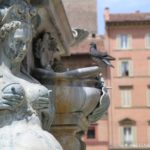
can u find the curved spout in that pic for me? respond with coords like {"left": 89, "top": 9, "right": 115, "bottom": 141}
{"left": 62, "top": 66, "right": 101, "bottom": 78}
{"left": 32, "top": 66, "right": 101, "bottom": 80}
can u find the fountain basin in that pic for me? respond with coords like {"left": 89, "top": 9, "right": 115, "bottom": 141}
{"left": 32, "top": 66, "right": 101, "bottom": 116}
{"left": 48, "top": 79, "right": 100, "bottom": 116}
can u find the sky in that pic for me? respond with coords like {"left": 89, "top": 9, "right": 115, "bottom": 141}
{"left": 97, "top": 0, "right": 150, "bottom": 35}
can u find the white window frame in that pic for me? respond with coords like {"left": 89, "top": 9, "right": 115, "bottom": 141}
{"left": 118, "top": 59, "right": 133, "bottom": 77}
{"left": 148, "top": 58, "right": 150, "bottom": 75}
{"left": 120, "top": 125, "right": 136, "bottom": 147}
{"left": 116, "top": 34, "right": 132, "bottom": 50}
{"left": 120, "top": 87, "right": 132, "bottom": 107}
{"left": 145, "top": 33, "right": 150, "bottom": 49}
{"left": 147, "top": 86, "right": 150, "bottom": 106}
{"left": 121, "top": 61, "right": 129, "bottom": 76}
{"left": 148, "top": 122, "right": 150, "bottom": 144}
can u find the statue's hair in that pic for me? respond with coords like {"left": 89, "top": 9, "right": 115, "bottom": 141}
{"left": 0, "top": 21, "right": 21, "bottom": 40}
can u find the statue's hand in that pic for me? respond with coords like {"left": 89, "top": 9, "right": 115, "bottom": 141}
{"left": 0, "top": 83, "right": 25, "bottom": 110}
{"left": 32, "top": 96, "right": 49, "bottom": 110}
{"left": 0, "top": 93, "right": 24, "bottom": 110}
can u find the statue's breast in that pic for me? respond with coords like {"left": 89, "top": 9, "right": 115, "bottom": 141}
{"left": 10, "top": 73, "right": 50, "bottom": 104}
{"left": 23, "top": 82, "right": 49, "bottom": 104}
{"left": 2, "top": 83, "right": 25, "bottom": 96}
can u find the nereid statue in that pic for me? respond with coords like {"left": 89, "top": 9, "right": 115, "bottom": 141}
{"left": 0, "top": 0, "right": 62, "bottom": 149}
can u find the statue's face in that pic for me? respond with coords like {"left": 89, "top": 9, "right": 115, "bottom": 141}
{"left": 5, "top": 25, "right": 32, "bottom": 62}
{"left": 2, "top": 1, "right": 38, "bottom": 63}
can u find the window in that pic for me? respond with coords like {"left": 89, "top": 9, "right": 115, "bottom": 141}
{"left": 87, "top": 127, "right": 96, "bottom": 139}
{"left": 116, "top": 34, "right": 132, "bottom": 49}
{"left": 121, "top": 126, "right": 136, "bottom": 147}
{"left": 92, "top": 33, "right": 96, "bottom": 38}
{"left": 145, "top": 33, "right": 150, "bottom": 48}
{"left": 148, "top": 58, "right": 150, "bottom": 75}
{"left": 84, "top": 125, "right": 98, "bottom": 143}
{"left": 121, "top": 61, "right": 129, "bottom": 76}
{"left": 119, "top": 59, "right": 133, "bottom": 77}
{"left": 119, "top": 119, "right": 136, "bottom": 147}
{"left": 148, "top": 121, "right": 150, "bottom": 143}
{"left": 123, "top": 126, "right": 134, "bottom": 146}
{"left": 147, "top": 86, "right": 150, "bottom": 106}
{"left": 120, "top": 35, "right": 128, "bottom": 49}
{"left": 120, "top": 86, "right": 132, "bottom": 107}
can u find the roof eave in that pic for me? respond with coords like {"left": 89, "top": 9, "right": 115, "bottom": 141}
{"left": 106, "top": 20, "right": 150, "bottom": 27}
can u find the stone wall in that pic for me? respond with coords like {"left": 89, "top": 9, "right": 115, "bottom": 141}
{"left": 62, "top": 0, "right": 97, "bottom": 33}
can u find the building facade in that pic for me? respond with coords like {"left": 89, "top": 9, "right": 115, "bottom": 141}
{"left": 62, "top": 35, "right": 110, "bottom": 150}
{"left": 105, "top": 8, "right": 150, "bottom": 149}
{"left": 62, "top": 1, "right": 150, "bottom": 149}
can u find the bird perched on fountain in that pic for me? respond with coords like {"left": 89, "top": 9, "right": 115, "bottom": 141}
{"left": 90, "top": 42, "right": 115, "bottom": 67}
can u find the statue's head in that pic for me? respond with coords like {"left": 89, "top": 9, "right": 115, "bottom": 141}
{"left": 0, "top": 0, "right": 38, "bottom": 63}
{"left": 7, "top": 24, "right": 32, "bottom": 63}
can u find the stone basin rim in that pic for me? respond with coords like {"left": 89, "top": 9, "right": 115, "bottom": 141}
{"left": 32, "top": 66, "right": 101, "bottom": 80}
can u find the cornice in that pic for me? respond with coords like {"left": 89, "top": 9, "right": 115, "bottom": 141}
{"left": 106, "top": 20, "right": 150, "bottom": 28}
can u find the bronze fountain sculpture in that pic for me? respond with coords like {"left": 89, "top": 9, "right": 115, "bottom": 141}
{"left": 0, "top": 0, "right": 62, "bottom": 149}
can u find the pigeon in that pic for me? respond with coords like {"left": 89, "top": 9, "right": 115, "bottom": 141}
{"left": 90, "top": 42, "right": 115, "bottom": 67}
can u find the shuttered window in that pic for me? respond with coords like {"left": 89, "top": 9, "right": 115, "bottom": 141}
{"left": 147, "top": 86, "right": 150, "bottom": 106}
{"left": 145, "top": 33, "right": 150, "bottom": 48}
{"left": 120, "top": 126, "right": 136, "bottom": 147}
{"left": 116, "top": 34, "right": 132, "bottom": 49}
{"left": 118, "top": 59, "right": 133, "bottom": 77}
{"left": 120, "top": 86, "right": 132, "bottom": 107}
